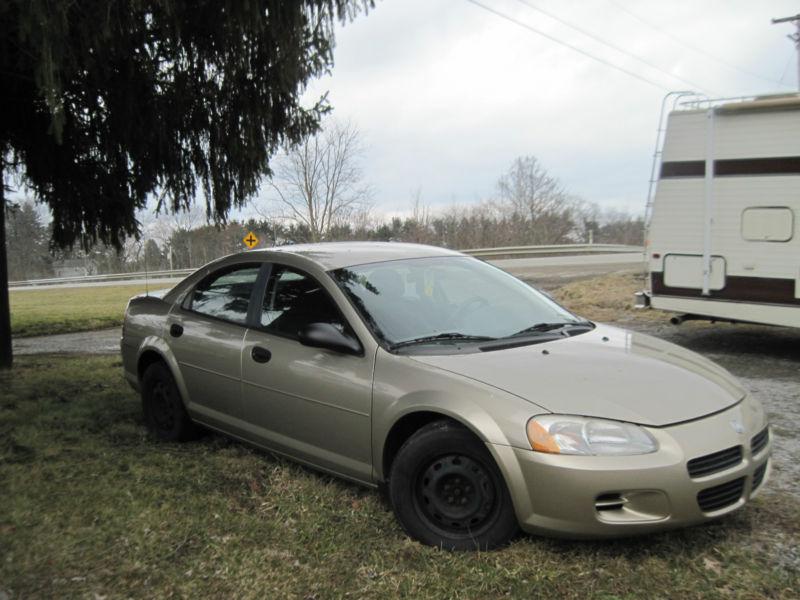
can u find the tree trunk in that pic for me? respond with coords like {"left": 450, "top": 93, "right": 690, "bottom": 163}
{"left": 0, "top": 162, "right": 12, "bottom": 369}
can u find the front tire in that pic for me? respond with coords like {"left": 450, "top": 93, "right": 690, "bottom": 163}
{"left": 141, "top": 362, "right": 199, "bottom": 442}
{"left": 389, "top": 420, "right": 518, "bottom": 550}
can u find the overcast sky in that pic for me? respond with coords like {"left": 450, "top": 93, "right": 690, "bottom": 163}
{"left": 250, "top": 0, "right": 799, "bottom": 217}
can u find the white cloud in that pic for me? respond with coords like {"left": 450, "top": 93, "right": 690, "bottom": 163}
{"left": 266, "top": 0, "right": 799, "bottom": 217}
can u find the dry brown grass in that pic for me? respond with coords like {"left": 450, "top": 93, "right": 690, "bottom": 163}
{"left": 550, "top": 273, "right": 664, "bottom": 324}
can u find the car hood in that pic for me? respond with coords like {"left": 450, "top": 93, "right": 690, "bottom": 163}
{"left": 409, "top": 324, "right": 746, "bottom": 427}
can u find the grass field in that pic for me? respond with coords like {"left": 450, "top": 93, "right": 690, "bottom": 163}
{"left": 2, "top": 355, "right": 798, "bottom": 599}
{"left": 9, "top": 284, "right": 151, "bottom": 337}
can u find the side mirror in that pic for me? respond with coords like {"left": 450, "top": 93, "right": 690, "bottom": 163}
{"left": 298, "top": 322, "right": 362, "bottom": 355}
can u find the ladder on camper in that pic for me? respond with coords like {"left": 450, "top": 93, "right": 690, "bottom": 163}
{"left": 640, "top": 91, "right": 707, "bottom": 295}
{"left": 643, "top": 91, "right": 705, "bottom": 236}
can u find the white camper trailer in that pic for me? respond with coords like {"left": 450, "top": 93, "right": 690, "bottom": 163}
{"left": 638, "top": 93, "right": 800, "bottom": 329}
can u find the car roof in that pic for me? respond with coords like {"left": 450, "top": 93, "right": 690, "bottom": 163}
{"left": 253, "top": 241, "right": 463, "bottom": 270}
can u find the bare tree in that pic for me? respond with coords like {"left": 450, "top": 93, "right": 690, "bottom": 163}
{"left": 146, "top": 204, "right": 205, "bottom": 269}
{"left": 349, "top": 203, "right": 375, "bottom": 236}
{"left": 267, "top": 120, "right": 371, "bottom": 242}
{"left": 495, "top": 156, "right": 577, "bottom": 244}
{"left": 405, "top": 188, "right": 434, "bottom": 244}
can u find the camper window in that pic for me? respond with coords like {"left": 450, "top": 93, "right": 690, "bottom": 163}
{"left": 741, "top": 207, "right": 794, "bottom": 243}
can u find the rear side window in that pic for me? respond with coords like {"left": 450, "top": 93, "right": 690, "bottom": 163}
{"left": 260, "top": 265, "right": 346, "bottom": 338}
{"left": 189, "top": 264, "right": 261, "bottom": 325}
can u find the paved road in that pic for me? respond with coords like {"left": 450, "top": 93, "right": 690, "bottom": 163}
{"left": 492, "top": 252, "right": 643, "bottom": 281}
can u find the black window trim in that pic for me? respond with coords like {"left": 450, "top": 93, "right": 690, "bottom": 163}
{"left": 329, "top": 267, "right": 394, "bottom": 353}
{"left": 180, "top": 261, "right": 269, "bottom": 329}
{"left": 252, "top": 262, "right": 365, "bottom": 356}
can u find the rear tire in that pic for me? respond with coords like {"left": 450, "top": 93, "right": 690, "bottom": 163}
{"left": 388, "top": 420, "right": 518, "bottom": 550}
{"left": 141, "top": 362, "right": 199, "bottom": 442}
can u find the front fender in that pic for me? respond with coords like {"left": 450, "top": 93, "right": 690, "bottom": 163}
{"left": 371, "top": 349, "right": 546, "bottom": 481}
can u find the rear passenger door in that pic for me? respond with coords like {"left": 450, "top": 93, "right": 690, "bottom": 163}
{"left": 166, "top": 262, "right": 264, "bottom": 432}
{"left": 240, "top": 263, "right": 374, "bottom": 482}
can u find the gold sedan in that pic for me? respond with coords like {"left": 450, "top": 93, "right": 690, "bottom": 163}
{"left": 121, "top": 242, "right": 770, "bottom": 550}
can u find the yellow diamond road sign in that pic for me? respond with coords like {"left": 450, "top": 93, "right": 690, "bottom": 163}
{"left": 243, "top": 231, "right": 259, "bottom": 249}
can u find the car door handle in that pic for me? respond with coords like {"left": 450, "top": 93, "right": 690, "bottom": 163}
{"left": 169, "top": 324, "right": 184, "bottom": 338}
{"left": 251, "top": 346, "right": 272, "bottom": 364}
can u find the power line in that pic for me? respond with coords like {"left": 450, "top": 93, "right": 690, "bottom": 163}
{"left": 779, "top": 51, "right": 794, "bottom": 85}
{"left": 464, "top": 0, "right": 677, "bottom": 93}
{"left": 510, "top": 0, "right": 712, "bottom": 95}
{"left": 607, "top": 0, "right": 794, "bottom": 89}
{"left": 772, "top": 13, "right": 800, "bottom": 91}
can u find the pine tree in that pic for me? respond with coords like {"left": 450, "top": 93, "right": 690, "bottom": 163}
{"left": 0, "top": 0, "right": 372, "bottom": 367}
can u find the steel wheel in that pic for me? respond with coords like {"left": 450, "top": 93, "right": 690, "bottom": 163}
{"left": 141, "top": 362, "right": 199, "bottom": 442}
{"left": 149, "top": 380, "right": 178, "bottom": 433}
{"left": 415, "top": 454, "right": 497, "bottom": 534}
{"left": 389, "top": 420, "right": 518, "bottom": 550}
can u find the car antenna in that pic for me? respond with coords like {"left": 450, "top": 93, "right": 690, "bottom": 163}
{"left": 144, "top": 237, "right": 149, "bottom": 297}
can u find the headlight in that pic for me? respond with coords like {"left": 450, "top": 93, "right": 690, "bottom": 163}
{"left": 527, "top": 415, "right": 658, "bottom": 456}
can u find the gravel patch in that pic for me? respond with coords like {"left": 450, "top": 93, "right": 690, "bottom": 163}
{"left": 12, "top": 327, "right": 121, "bottom": 356}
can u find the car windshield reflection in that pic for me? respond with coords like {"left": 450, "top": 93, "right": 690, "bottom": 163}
{"left": 332, "top": 256, "right": 589, "bottom": 351}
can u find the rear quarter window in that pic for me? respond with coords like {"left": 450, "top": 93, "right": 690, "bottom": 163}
{"left": 189, "top": 264, "right": 261, "bottom": 325}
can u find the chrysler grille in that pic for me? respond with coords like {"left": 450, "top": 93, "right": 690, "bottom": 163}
{"left": 751, "top": 427, "right": 769, "bottom": 456}
{"left": 687, "top": 446, "right": 743, "bottom": 478}
{"left": 697, "top": 477, "right": 745, "bottom": 512}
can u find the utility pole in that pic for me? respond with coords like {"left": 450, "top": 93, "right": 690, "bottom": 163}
{"left": 772, "top": 13, "right": 800, "bottom": 90}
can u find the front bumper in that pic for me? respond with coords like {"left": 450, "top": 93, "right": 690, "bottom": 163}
{"left": 491, "top": 397, "right": 771, "bottom": 538}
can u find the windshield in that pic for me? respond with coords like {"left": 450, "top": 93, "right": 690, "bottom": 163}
{"left": 331, "top": 256, "right": 586, "bottom": 350}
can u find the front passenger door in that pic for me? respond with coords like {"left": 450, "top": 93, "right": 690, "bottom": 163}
{"left": 240, "top": 264, "right": 374, "bottom": 482}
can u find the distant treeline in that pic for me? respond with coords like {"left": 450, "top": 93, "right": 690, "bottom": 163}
{"left": 5, "top": 198, "right": 642, "bottom": 281}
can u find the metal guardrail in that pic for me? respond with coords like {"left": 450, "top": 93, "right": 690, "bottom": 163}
{"left": 463, "top": 243, "right": 642, "bottom": 259}
{"left": 9, "top": 244, "right": 643, "bottom": 288}
{"left": 10, "top": 268, "right": 195, "bottom": 288}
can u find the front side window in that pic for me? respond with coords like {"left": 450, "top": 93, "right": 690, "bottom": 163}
{"left": 261, "top": 265, "right": 347, "bottom": 338}
{"left": 189, "top": 264, "right": 261, "bottom": 325}
{"left": 333, "top": 256, "right": 587, "bottom": 351}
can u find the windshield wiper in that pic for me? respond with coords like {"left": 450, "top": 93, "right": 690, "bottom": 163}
{"left": 507, "top": 321, "right": 594, "bottom": 338}
{"left": 390, "top": 332, "right": 497, "bottom": 350}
